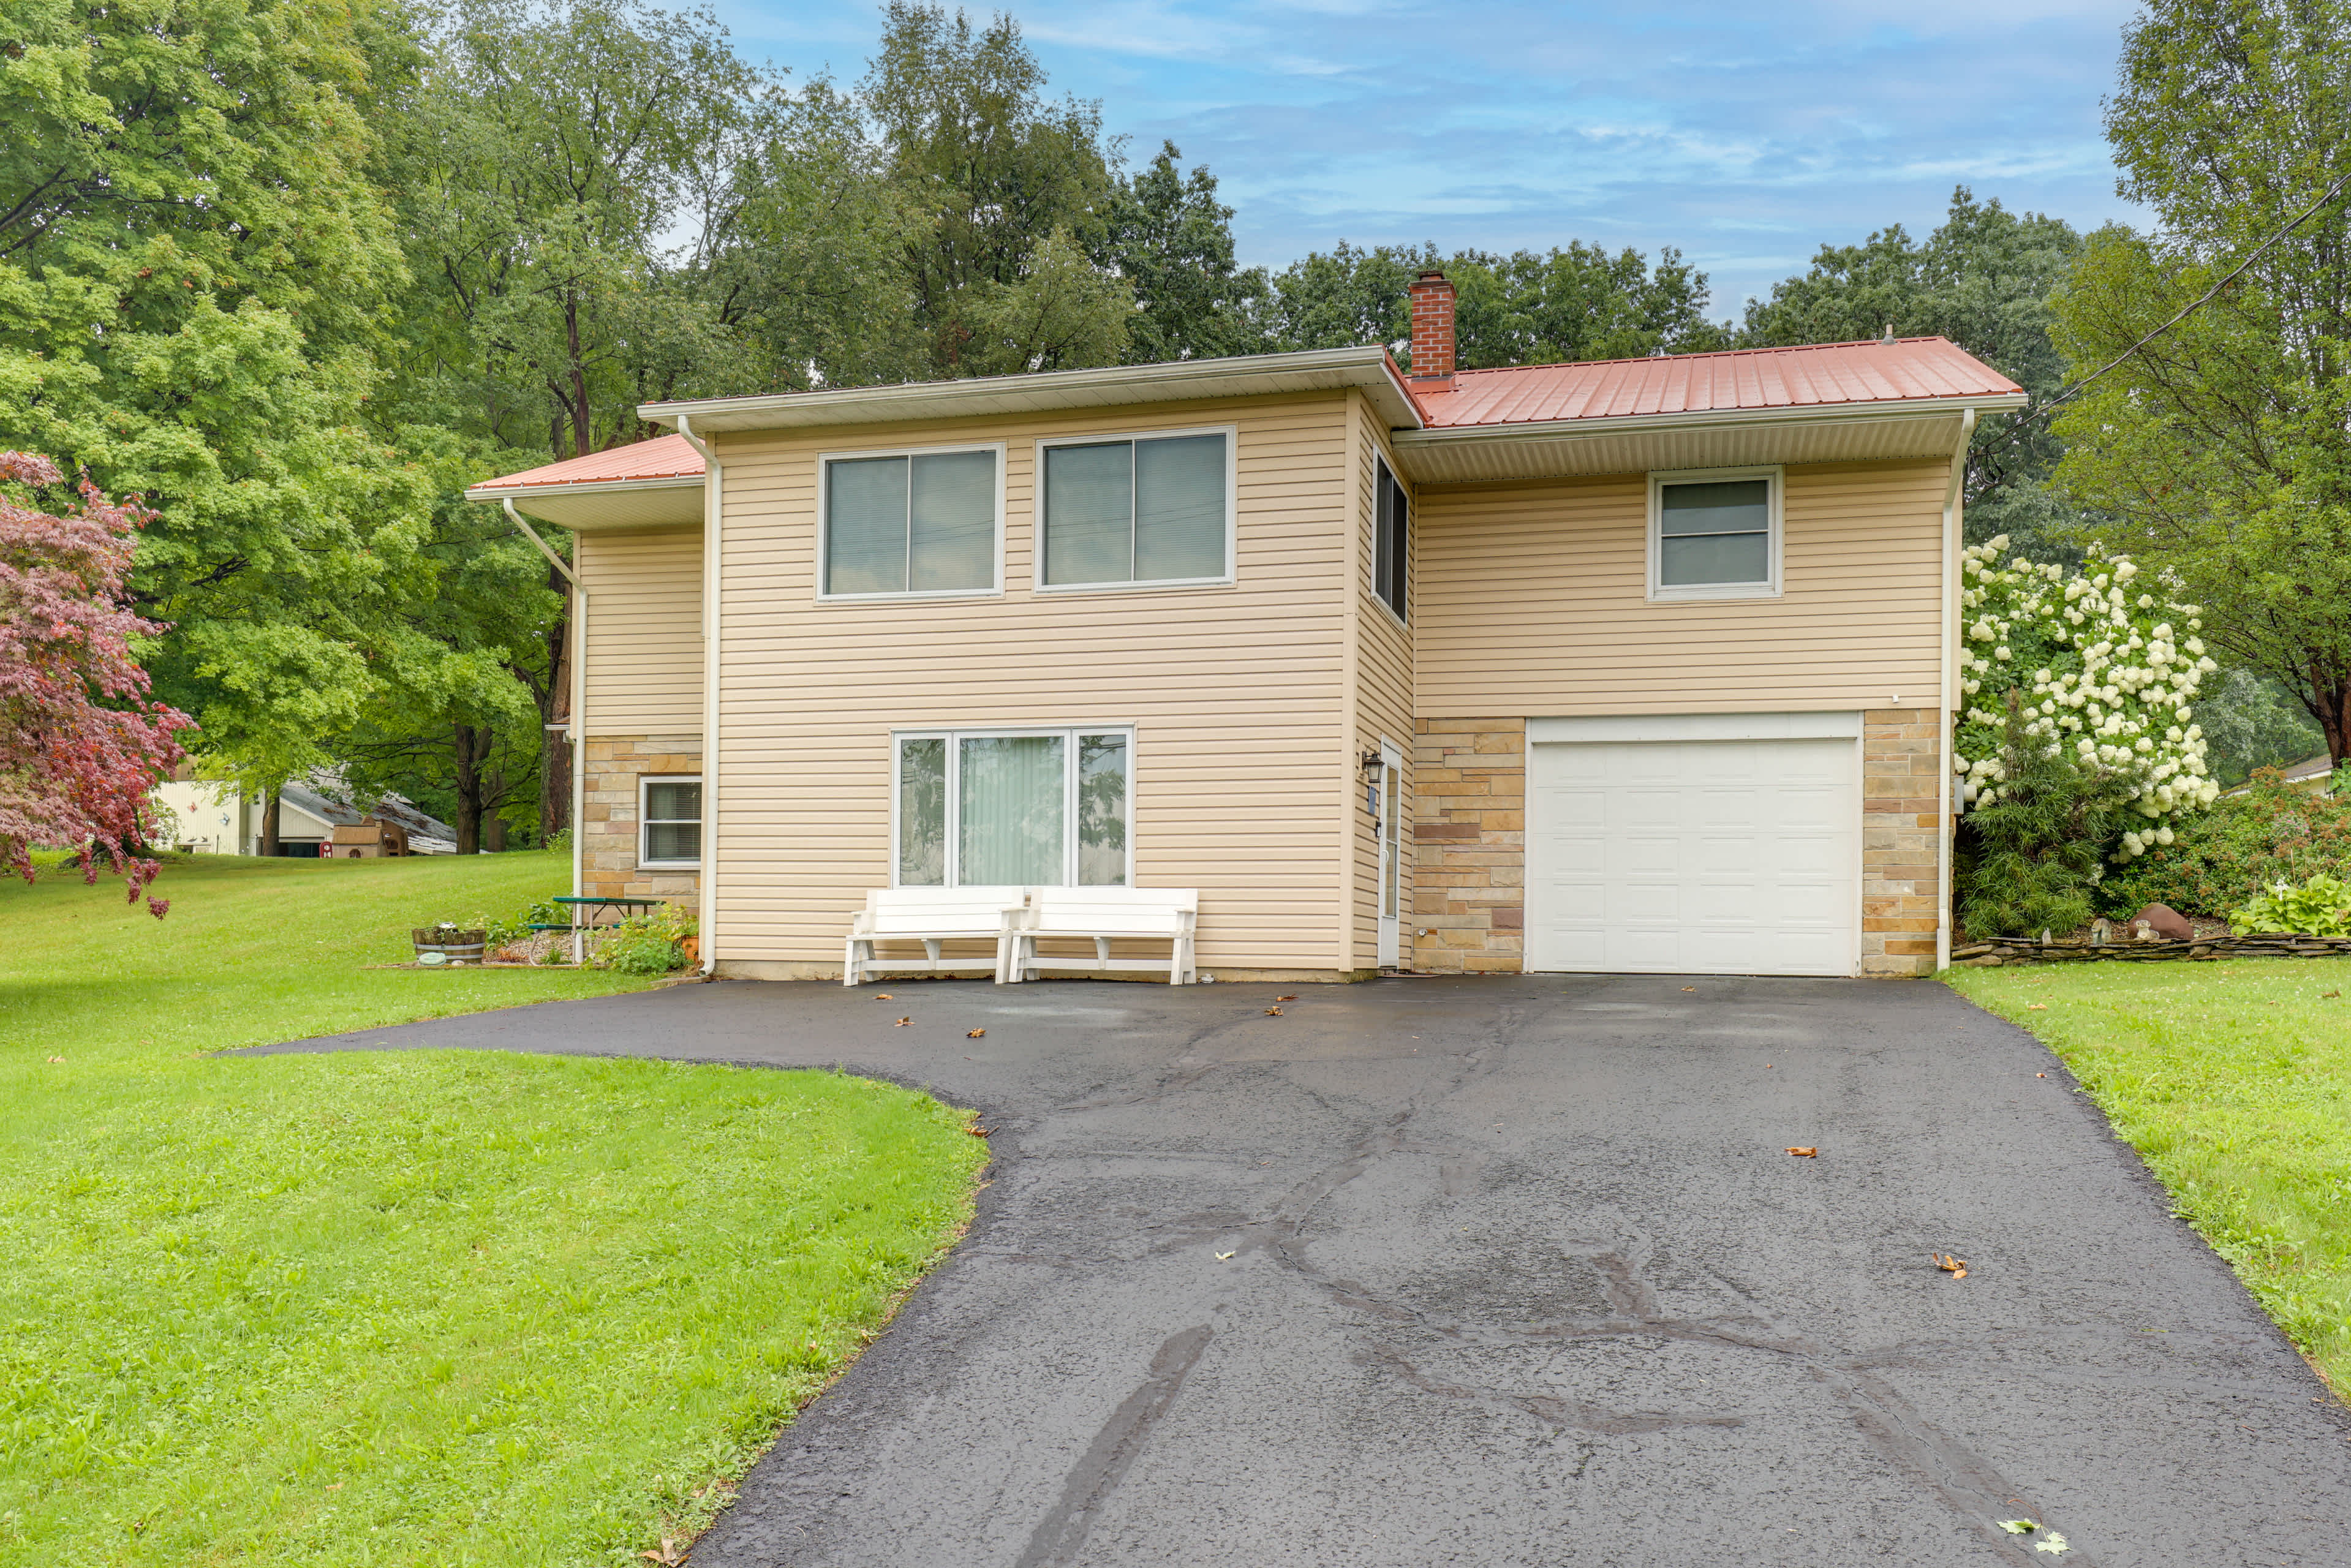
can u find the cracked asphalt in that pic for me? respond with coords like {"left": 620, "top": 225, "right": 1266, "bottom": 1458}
{"left": 257, "top": 973, "right": 2351, "bottom": 1566}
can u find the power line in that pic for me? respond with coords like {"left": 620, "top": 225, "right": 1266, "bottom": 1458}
{"left": 2018, "top": 165, "right": 2351, "bottom": 430}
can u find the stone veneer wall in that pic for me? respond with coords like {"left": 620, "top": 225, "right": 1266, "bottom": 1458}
{"left": 1860, "top": 707, "right": 1947, "bottom": 978}
{"left": 1413, "top": 711, "right": 1948, "bottom": 978}
{"left": 1411, "top": 718, "right": 1527, "bottom": 973}
{"left": 581, "top": 733, "right": 702, "bottom": 902}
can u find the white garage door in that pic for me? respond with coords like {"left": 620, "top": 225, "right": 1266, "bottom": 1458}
{"left": 1526, "top": 720, "right": 1860, "bottom": 976}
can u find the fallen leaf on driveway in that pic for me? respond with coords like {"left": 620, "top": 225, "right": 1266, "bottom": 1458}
{"left": 2034, "top": 1532, "right": 2069, "bottom": 1555}
{"left": 2037, "top": 1072, "right": 2047, "bottom": 1077}
{"left": 894, "top": 1016, "right": 911, "bottom": 1027}
{"left": 1215, "top": 1250, "right": 1236, "bottom": 1260}
{"left": 1998, "top": 1520, "right": 2037, "bottom": 1534}
{"left": 968, "top": 1125, "right": 992, "bottom": 1138}
{"left": 1264, "top": 1006, "right": 1283, "bottom": 1016}
{"left": 967, "top": 1028, "right": 985, "bottom": 1038}
{"left": 1786, "top": 1147, "right": 1817, "bottom": 1158}
{"left": 874, "top": 993, "right": 893, "bottom": 1000}
{"left": 1934, "top": 1253, "right": 1969, "bottom": 1279}
{"left": 1682, "top": 986, "right": 1696, "bottom": 992}
{"left": 1275, "top": 993, "right": 1297, "bottom": 1001}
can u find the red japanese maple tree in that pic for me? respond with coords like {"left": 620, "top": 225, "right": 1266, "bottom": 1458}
{"left": 1, "top": 452, "right": 193, "bottom": 915}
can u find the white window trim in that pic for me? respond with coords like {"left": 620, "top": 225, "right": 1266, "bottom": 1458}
{"left": 638, "top": 774, "right": 703, "bottom": 869}
{"left": 889, "top": 725, "right": 1136, "bottom": 888}
{"left": 815, "top": 440, "right": 1008, "bottom": 603}
{"left": 1032, "top": 424, "right": 1239, "bottom": 595}
{"left": 1647, "top": 464, "right": 1783, "bottom": 603}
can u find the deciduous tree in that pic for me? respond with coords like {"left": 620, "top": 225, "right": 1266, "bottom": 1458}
{"left": 0, "top": 453, "right": 191, "bottom": 910}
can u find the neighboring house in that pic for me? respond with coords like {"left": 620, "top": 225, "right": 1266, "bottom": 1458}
{"left": 155, "top": 775, "right": 459, "bottom": 857}
{"left": 2225, "top": 754, "right": 2339, "bottom": 798}
{"left": 467, "top": 273, "right": 2025, "bottom": 981}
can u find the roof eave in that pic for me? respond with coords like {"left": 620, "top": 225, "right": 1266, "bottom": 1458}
{"left": 638, "top": 345, "right": 1427, "bottom": 435}
{"left": 463, "top": 473, "right": 703, "bottom": 502}
{"left": 1395, "top": 391, "right": 2030, "bottom": 447}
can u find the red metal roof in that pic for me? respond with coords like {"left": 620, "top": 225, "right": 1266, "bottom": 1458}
{"left": 1409, "top": 336, "right": 2020, "bottom": 428}
{"left": 470, "top": 432, "right": 703, "bottom": 492}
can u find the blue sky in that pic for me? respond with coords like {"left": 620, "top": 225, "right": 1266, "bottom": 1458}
{"left": 717, "top": 0, "right": 2147, "bottom": 318}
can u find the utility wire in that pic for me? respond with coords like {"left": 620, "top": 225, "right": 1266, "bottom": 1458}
{"left": 2013, "top": 165, "right": 2351, "bottom": 432}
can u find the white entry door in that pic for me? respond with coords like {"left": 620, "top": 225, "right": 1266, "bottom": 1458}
{"left": 1525, "top": 727, "right": 1859, "bottom": 976}
{"left": 1376, "top": 741, "right": 1402, "bottom": 968}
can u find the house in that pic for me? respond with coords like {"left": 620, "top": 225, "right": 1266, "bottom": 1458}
{"left": 156, "top": 774, "right": 459, "bottom": 857}
{"left": 467, "top": 273, "right": 2025, "bottom": 981}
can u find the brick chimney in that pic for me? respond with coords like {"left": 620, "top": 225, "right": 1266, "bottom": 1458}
{"left": 1407, "top": 270, "right": 1455, "bottom": 385}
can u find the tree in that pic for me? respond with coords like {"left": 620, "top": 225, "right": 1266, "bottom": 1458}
{"left": 1258, "top": 241, "right": 1729, "bottom": 368}
{"left": 1108, "top": 142, "right": 1269, "bottom": 363}
{"left": 0, "top": 0, "right": 463, "bottom": 803}
{"left": 1742, "top": 189, "right": 2085, "bottom": 556}
{"left": 860, "top": 2, "right": 1130, "bottom": 375}
{"left": 0, "top": 453, "right": 191, "bottom": 911}
{"left": 2050, "top": 0, "right": 2351, "bottom": 763}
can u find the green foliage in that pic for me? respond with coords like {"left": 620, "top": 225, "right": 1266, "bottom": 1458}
{"left": 1109, "top": 141, "right": 1269, "bottom": 364}
{"left": 0, "top": 854, "right": 982, "bottom": 1565}
{"left": 1257, "top": 239, "right": 1729, "bottom": 366}
{"left": 1959, "top": 692, "right": 2135, "bottom": 938}
{"left": 1947, "top": 958, "right": 2351, "bottom": 1388}
{"left": 2097, "top": 769, "right": 2351, "bottom": 916}
{"left": 1741, "top": 187, "right": 2086, "bottom": 559}
{"left": 2233, "top": 873, "right": 2351, "bottom": 938}
{"left": 2053, "top": 0, "right": 2351, "bottom": 766}
{"left": 591, "top": 902, "right": 698, "bottom": 974}
{"left": 2196, "top": 667, "right": 2330, "bottom": 786}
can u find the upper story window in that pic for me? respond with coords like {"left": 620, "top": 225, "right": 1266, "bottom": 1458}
{"left": 1373, "top": 455, "right": 1408, "bottom": 621}
{"left": 1038, "top": 428, "right": 1233, "bottom": 591}
{"left": 1648, "top": 467, "right": 1781, "bottom": 601}
{"left": 821, "top": 445, "right": 1002, "bottom": 599}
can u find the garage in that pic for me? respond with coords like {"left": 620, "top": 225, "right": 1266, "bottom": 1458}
{"left": 1523, "top": 714, "right": 1861, "bottom": 976}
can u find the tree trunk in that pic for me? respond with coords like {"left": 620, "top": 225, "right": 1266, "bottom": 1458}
{"left": 261, "top": 793, "right": 281, "bottom": 858}
{"left": 452, "top": 723, "right": 491, "bottom": 855}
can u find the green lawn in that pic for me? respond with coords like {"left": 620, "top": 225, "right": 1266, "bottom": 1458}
{"left": 1947, "top": 958, "right": 2351, "bottom": 1392}
{"left": 0, "top": 853, "right": 987, "bottom": 1566}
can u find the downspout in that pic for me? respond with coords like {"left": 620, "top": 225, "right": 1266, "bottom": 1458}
{"left": 505, "top": 499, "right": 586, "bottom": 919}
{"left": 674, "top": 413, "right": 721, "bottom": 976}
{"left": 1936, "top": 407, "right": 1976, "bottom": 973}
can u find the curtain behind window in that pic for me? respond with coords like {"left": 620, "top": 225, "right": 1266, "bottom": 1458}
{"left": 1134, "top": 435, "right": 1226, "bottom": 581}
{"left": 959, "top": 736, "right": 1064, "bottom": 885}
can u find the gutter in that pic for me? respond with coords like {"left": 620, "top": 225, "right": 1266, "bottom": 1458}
{"left": 1936, "top": 408, "right": 1977, "bottom": 973}
{"left": 1389, "top": 391, "right": 2029, "bottom": 450}
{"left": 505, "top": 500, "right": 587, "bottom": 925}
{"left": 673, "top": 414, "right": 722, "bottom": 977}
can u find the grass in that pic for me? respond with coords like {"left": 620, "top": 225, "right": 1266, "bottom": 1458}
{"left": 1946, "top": 957, "right": 2351, "bottom": 1391}
{"left": 0, "top": 853, "right": 989, "bottom": 1566}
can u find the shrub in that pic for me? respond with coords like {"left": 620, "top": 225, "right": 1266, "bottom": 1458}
{"left": 591, "top": 903, "right": 696, "bottom": 975}
{"left": 2094, "top": 767, "right": 2351, "bottom": 916}
{"left": 2232, "top": 873, "right": 2351, "bottom": 937}
{"left": 1958, "top": 692, "right": 2136, "bottom": 938}
{"left": 1953, "top": 535, "right": 2219, "bottom": 862}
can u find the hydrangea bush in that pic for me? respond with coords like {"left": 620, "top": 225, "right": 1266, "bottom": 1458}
{"left": 1954, "top": 535, "right": 2222, "bottom": 862}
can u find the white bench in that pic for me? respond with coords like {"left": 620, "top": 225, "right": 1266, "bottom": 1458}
{"left": 842, "top": 886, "right": 1027, "bottom": 986}
{"left": 1006, "top": 887, "right": 1198, "bottom": 985}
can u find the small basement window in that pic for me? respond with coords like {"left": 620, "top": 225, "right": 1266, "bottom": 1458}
{"left": 1039, "top": 429, "right": 1232, "bottom": 590}
{"left": 640, "top": 777, "right": 702, "bottom": 868}
{"left": 1650, "top": 467, "right": 1781, "bottom": 600}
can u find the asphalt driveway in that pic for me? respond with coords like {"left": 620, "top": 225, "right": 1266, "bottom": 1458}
{"left": 259, "top": 974, "right": 2351, "bottom": 1566}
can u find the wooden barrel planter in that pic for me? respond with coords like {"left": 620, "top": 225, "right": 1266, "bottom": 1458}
{"left": 412, "top": 927, "right": 488, "bottom": 965}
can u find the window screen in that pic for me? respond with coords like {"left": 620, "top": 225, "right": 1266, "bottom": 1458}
{"left": 824, "top": 450, "right": 995, "bottom": 595}
{"left": 1658, "top": 478, "right": 1770, "bottom": 587}
{"left": 1043, "top": 433, "right": 1229, "bottom": 587}
{"left": 1374, "top": 457, "right": 1408, "bottom": 618}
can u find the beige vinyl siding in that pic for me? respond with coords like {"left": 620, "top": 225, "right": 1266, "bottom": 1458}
{"left": 1350, "top": 393, "right": 1416, "bottom": 970}
{"left": 709, "top": 393, "right": 1353, "bottom": 974}
{"left": 1415, "top": 460, "right": 1947, "bottom": 717}
{"left": 579, "top": 529, "right": 703, "bottom": 733}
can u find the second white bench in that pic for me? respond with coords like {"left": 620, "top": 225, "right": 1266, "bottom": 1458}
{"left": 1005, "top": 887, "right": 1198, "bottom": 985}
{"left": 842, "top": 886, "right": 1028, "bottom": 986}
